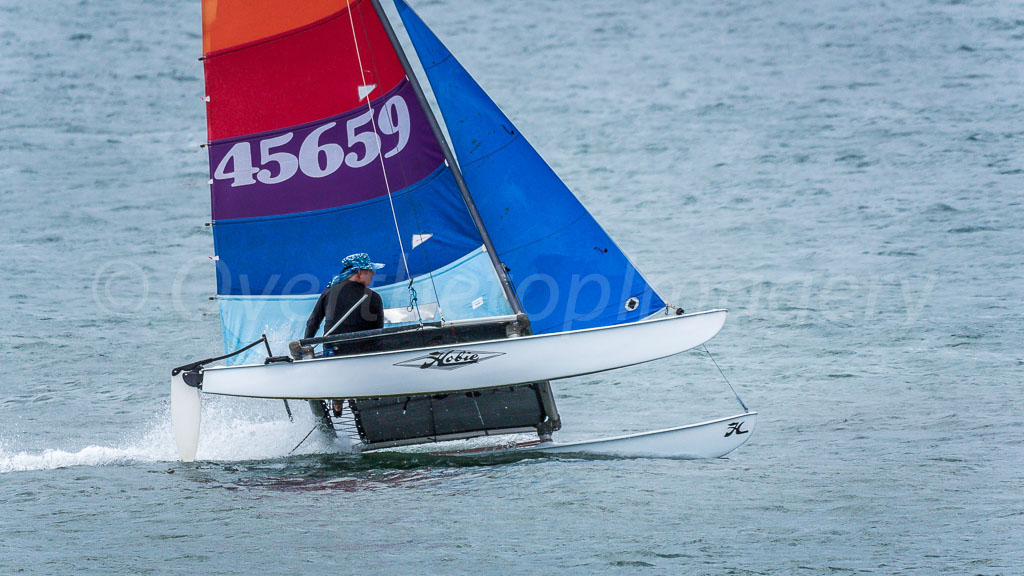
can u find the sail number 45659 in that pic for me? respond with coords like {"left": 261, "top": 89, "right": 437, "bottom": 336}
{"left": 213, "top": 95, "right": 411, "bottom": 188}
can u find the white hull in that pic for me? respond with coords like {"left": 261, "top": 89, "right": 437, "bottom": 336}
{"left": 523, "top": 412, "right": 756, "bottom": 458}
{"left": 170, "top": 373, "right": 201, "bottom": 462}
{"left": 199, "top": 309, "right": 726, "bottom": 399}
{"left": 435, "top": 413, "right": 756, "bottom": 459}
{"left": 171, "top": 310, "right": 729, "bottom": 462}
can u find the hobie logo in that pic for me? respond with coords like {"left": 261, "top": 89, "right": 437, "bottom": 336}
{"left": 724, "top": 421, "right": 748, "bottom": 437}
{"left": 394, "top": 350, "right": 504, "bottom": 370}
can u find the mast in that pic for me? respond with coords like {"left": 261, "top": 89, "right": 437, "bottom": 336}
{"left": 368, "top": 0, "right": 526, "bottom": 318}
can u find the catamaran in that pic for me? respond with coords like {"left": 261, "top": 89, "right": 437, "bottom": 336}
{"left": 171, "top": 0, "right": 756, "bottom": 461}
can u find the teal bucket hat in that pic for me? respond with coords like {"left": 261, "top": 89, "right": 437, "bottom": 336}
{"left": 330, "top": 253, "right": 385, "bottom": 286}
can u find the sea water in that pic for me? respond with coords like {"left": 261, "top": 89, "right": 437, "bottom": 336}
{"left": 1, "top": 0, "right": 1021, "bottom": 574}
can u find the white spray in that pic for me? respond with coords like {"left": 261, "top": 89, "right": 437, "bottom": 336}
{"left": 0, "top": 397, "right": 352, "bottom": 474}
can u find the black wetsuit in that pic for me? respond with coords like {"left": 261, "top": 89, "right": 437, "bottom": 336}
{"left": 304, "top": 280, "right": 384, "bottom": 353}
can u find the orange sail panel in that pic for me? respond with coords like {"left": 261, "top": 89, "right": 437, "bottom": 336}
{"left": 201, "top": 0, "right": 352, "bottom": 55}
{"left": 203, "top": 0, "right": 405, "bottom": 140}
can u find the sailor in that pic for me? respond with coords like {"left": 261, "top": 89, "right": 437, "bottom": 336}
{"left": 304, "top": 253, "right": 386, "bottom": 354}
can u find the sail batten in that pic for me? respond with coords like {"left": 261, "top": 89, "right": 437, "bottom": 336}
{"left": 201, "top": 0, "right": 351, "bottom": 54}
{"left": 204, "top": 5, "right": 354, "bottom": 58}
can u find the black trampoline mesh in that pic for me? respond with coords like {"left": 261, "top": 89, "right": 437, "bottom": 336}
{"left": 349, "top": 385, "right": 547, "bottom": 445}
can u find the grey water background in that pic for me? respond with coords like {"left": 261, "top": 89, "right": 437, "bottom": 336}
{"left": 1, "top": 0, "right": 1021, "bottom": 573}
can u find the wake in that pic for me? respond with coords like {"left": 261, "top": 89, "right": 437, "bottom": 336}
{"left": 0, "top": 399, "right": 350, "bottom": 473}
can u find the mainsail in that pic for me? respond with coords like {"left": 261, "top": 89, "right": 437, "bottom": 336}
{"left": 201, "top": 0, "right": 515, "bottom": 362}
{"left": 395, "top": 0, "right": 667, "bottom": 334}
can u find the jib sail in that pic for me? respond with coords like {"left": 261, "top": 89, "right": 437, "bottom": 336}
{"left": 395, "top": 0, "right": 667, "bottom": 334}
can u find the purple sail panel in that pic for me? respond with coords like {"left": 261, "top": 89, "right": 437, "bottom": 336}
{"left": 208, "top": 80, "right": 443, "bottom": 221}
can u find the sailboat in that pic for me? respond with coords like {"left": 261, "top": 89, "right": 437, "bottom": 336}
{"left": 171, "top": 0, "right": 756, "bottom": 462}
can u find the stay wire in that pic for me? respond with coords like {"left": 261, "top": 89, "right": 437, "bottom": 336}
{"left": 289, "top": 423, "right": 319, "bottom": 455}
{"left": 346, "top": 4, "right": 423, "bottom": 325}
{"left": 356, "top": 5, "right": 445, "bottom": 324}
{"left": 701, "top": 343, "right": 749, "bottom": 413}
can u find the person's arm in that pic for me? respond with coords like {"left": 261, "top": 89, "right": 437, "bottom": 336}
{"left": 304, "top": 289, "right": 329, "bottom": 338}
{"left": 370, "top": 291, "right": 384, "bottom": 330}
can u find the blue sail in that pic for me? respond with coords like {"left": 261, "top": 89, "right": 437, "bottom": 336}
{"left": 395, "top": 0, "right": 666, "bottom": 334}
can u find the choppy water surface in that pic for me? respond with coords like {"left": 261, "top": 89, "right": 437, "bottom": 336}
{"left": 1, "top": 0, "right": 1022, "bottom": 574}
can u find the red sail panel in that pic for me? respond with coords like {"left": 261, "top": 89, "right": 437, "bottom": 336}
{"left": 201, "top": 0, "right": 351, "bottom": 55}
{"left": 203, "top": 0, "right": 406, "bottom": 140}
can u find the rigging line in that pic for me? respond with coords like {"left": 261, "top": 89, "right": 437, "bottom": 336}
{"left": 408, "top": 205, "right": 445, "bottom": 323}
{"left": 345, "top": 3, "right": 416, "bottom": 298}
{"left": 396, "top": 174, "right": 445, "bottom": 323}
{"left": 350, "top": 4, "right": 443, "bottom": 325}
{"left": 701, "top": 343, "right": 749, "bottom": 413}
{"left": 368, "top": 0, "right": 524, "bottom": 318}
{"left": 289, "top": 423, "right": 320, "bottom": 455}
